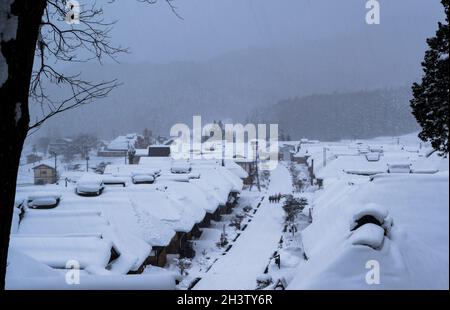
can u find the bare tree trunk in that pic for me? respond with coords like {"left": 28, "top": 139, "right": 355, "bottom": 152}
{"left": 0, "top": 0, "right": 47, "bottom": 290}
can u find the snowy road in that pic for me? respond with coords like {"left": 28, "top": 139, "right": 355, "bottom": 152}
{"left": 193, "top": 164, "right": 292, "bottom": 290}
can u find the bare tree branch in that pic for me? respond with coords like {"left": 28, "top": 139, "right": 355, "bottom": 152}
{"left": 28, "top": 0, "right": 127, "bottom": 134}
{"left": 27, "top": 0, "right": 182, "bottom": 134}
{"left": 138, "top": 0, "right": 184, "bottom": 20}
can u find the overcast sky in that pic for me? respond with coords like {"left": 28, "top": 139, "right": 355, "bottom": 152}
{"left": 30, "top": 0, "right": 447, "bottom": 140}
{"left": 102, "top": 0, "right": 445, "bottom": 64}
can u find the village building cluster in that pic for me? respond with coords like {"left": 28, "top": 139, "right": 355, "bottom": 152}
{"left": 8, "top": 134, "right": 255, "bottom": 289}
{"left": 8, "top": 132, "right": 447, "bottom": 290}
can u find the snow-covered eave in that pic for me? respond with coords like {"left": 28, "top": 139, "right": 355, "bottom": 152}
{"left": 6, "top": 274, "right": 176, "bottom": 290}
{"left": 162, "top": 219, "right": 196, "bottom": 234}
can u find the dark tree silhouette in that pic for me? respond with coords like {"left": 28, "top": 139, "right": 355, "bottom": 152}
{"left": 411, "top": 0, "right": 449, "bottom": 155}
{"left": 0, "top": 0, "right": 180, "bottom": 289}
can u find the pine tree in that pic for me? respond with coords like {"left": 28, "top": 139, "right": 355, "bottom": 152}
{"left": 411, "top": 0, "right": 449, "bottom": 154}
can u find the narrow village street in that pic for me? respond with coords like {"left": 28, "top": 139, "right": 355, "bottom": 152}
{"left": 193, "top": 163, "right": 292, "bottom": 290}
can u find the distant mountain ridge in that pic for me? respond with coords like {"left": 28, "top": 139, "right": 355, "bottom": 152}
{"left": 251, "top": 87, "right": 419, "bottom": 141}
{"left": 31, "top": 38, "right": 424, "bottom": 139}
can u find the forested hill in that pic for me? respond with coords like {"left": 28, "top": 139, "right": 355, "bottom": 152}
{"left": 251, "top": 88, "right": 419, "bottom": 141}
{"left": 32, "top": 36, "right": 425, "bottom": 139}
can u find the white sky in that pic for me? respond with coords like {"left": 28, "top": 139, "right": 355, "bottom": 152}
{"left": 101, "top": 0, "right": 445, "bottom": 63}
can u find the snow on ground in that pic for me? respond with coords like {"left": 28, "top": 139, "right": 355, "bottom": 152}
{"left": 193, "top": 164, "right": 291, "bottom": 290}
{"left": 173, "top": 190, "right": 262, "bottom": 289}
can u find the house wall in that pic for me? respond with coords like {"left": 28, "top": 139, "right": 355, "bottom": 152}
{"left": 221, "top": 196, "right": 236, "bottom": 215}
{"left": 34, "top": 167, "right": 56, "bottom": 185}
{"left": 131, "top": 155, "right": 142, "bottom": 164}
{"left": 166, "top": 233, "right": 181, "bottom": 254}
{"left": 148, "top": 147, "right": 171, "bottom": 157}
{"left": 241, "top": 176, "right": 252, "bottom": 185}
{"left": 212, "top": 207, "right": 222, "bottom": 222}
{"left": 166, "top": 232, "right": 194, "bottom": 258}
{"left": 148, "top": 247, "right": 168, "bottom": 268}
{"left": 293, "top": 156, "right": 308, "bottom": 165}
{"left": 199, "top": 213, "right": 212, "bottom": 228}
{"left": 219, "top": 204, "right": 230, "bottom": 215}
{"left": 97, "top": 150, "right": 127, "bottom": 157}
{"left": 187, "top": 224, "right": 202, "bottom": 240}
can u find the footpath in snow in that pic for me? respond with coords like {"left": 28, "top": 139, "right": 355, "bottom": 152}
{"left": 193, "top": 164, "right": 292, "bottom": 290}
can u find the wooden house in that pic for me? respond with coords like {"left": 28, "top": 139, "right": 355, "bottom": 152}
{"left": 33, "top": 164, "right": 57, "bottom": 185}
{"left": 148, "top": 145, "right": 171, "bottom": 157}
{"left": 147, "top": 246, "right": 168, "bottom": 268}
{"left": 166, "top": 232, "right": 195, "bottom": 259}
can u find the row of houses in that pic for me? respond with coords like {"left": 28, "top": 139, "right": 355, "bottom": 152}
{"left": 101, "top": 157, "right": 246, "bottom": 267}
{"left": 97, "top": 133, "right": 171, "bottom": 158}
{"left": 10, "top": 156, "right": 248, "bottom": 288}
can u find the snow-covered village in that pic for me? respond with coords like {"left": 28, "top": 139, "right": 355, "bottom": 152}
{"left": 6, "top": 129, "right": 449, "bottom": 290}
{"left": 0, "top": 0, "right": 449, "bottom": 300}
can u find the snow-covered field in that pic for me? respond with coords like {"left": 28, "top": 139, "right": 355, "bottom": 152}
{"left": 7, "top": 132, "right": 449, "bottom": 290}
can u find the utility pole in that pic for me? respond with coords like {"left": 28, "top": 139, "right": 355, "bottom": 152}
{"left": 125, "top": 141, "right": 129, "bottom": 165}
{"left": 323, "top": 147, "right": 327, "bottom": 167}
{"left": 222, "top": 139, "right": 225, "bottom": 167}
{"left": 54, "top": 152, "right": 57, "bottom": 173}
{"left": 50, "top": 151, "right": 57, "bottom": 184}
{"left": 85, "top": 147, "right": 90, "bottom": 172}
{"left": 251, "top": 140, "right": 261, "bottom": 192}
